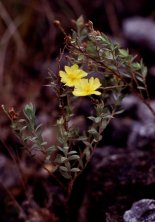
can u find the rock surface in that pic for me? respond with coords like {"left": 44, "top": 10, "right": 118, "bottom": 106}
{"left": 123, "top": 199, "right": 155, "bottom": 222}
{"left": 123, "top": 17, "right": 155, "bottom": 52}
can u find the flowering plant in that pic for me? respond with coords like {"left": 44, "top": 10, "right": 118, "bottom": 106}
{"left": 3, "top": 17, "right": 150, "bottom": 190}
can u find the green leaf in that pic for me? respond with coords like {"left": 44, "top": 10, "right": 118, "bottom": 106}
{"left": 47, "top": 146, "right": 57, "bottom": 155}
{"left": 63, "top": 146, "right": 69, "bottom": 150}
{"left": 104, "top": 51, "right": 113, "bottom": 60}
{"left": 121, "top": 72, "right": 130, "bottom": 78}
{"left": 57, "top": 146, "right": 64, "bottom": 152}
{"left": 56, "top": 117, "right": 64, "bottom": 125}
{"left": 59, "top": 166, "right": 68, "bottom": 171}
{"left": 68, "top": 151, "right": 77, "bottom": 155}
{"left": 68, "top": 155, "right": 80, "bottom": 161}
{"left": 30, "top": 136, "right": 37, "bottom": 142}
{"left": 98, "top": 35, "right": 109, "bottom": 43}
{"left": 137, "top": 86, "right": 145, "bottom": 90}
{"left": 83, "top": 141, "right": 92, "bottom": 148}
{"left": 100, "top": 120, "right": 108, "bottom": 131}
{"left": 40, "top": 141, "right": 47, "bottom": 146}
{"left": 88, "top": 128, "right": 98, "bottom": 135}
{"left": 24, "top": 103, "right": 35, "bottom": 120}
{"left": 35, "top": 124, "right": 43, "bottom": 132}
{"left": 60, "top": 157, "right": 68, "bottom": 163}
{"left": 20, "top": 126, "right": 27, "bottom": 132}
{"left": 88, "top": 116, "right": 101, "bottom": 123}
{"left": 76, "top": 15, "right": 84, "bottom": 28}
{"left": 94, "top": 117, "right": 102, "bottom": 123}
{"left": 142, "top": 66, "right": 147, "bottom": 78}
{"left": 88, "top": 116, "right": 96, "bottom": 122}
{"left": 23, "top": 136, "right": 31, "bottom": 141}
{"left": 119, "top": 49, "right": 129, "bottom": 57}
{"left": 77, "top": 55, "right": 84, "bottom": 61}
{"left": 83, "top": 149, "right": 91, "bottom": 161}
{"left": 114, "top": 109, "right": 124, "bottom": 115}
{"left": 136, "top": 76, "right": 144, "bottom": 82}
{"left": 98, "top": 135, "right": 103, "bottom": 141}
{"left": 71, "top": 168, "right": 80, "bottom": 173}
{"left": 132, "top": 62, "right": 141, "bottom": 70}
{"left": 18, "top": 119, "right": 26, "bottom": 123}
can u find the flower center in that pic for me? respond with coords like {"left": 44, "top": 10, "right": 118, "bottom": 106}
{"left": 85, "top": 85, "right": 91, "bottom": 93}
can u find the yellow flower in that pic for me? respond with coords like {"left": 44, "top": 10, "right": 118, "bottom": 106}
{"left": 59, "top": 64, "right": 88, "bottom": 87}
{"left": 73, "top": 77, "right": 101, "bottom": 96}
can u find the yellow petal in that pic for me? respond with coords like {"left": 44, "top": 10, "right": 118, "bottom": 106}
{"left": 65, "top": 66, "right": 71, "bottom": 74}
{"left": 92, "top": 91, "right": 101, "bottom": 95}
{"left": 59, "top": 71, "right": 68, "bottom": 83}
{"left": 94, "top": 78, "right": 101, "bottom": 87}
{"left": 72, "top": 90, "right": 84, "bottom": 96}
{"left": 71, "top": 64, "right": 79, "bottom": 70}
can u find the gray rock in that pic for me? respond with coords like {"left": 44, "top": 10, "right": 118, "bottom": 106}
{"left": 123, "top": 17, "right": 155, "bottom": 52}
{"left": 123, "top": 199, "right": 155, "bottom": 222}
{"left": 121, "top": 95, "right": 155, "bottom": 148}
{"left": 128, "top": 122, "right": 155, "bottom": 149}
{"left": 122, "top": 95, "right": 155, "bottom": 124}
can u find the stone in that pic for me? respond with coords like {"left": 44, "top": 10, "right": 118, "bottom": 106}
{"left": 123, "top": 199, "right": 155, "bottom": 222}
{"left": 123, "top": 17, "right": 155, "bottom": 52}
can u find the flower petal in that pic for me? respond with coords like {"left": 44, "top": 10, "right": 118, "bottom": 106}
{"left": 71, "top": 64, "right": 79, "bottom": 70}
{"left": 92, "top": 91, "right": 101, "bottom": 95}
{"left": 64, "top": 66, "right": 71, "bottom": 74}
{"left": 59, "top": 71, "right": 68, "bottom": 83}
